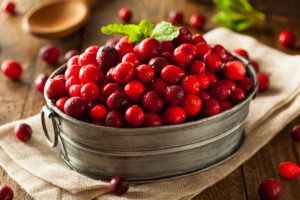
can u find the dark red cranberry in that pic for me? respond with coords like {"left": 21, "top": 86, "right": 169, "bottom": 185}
{"left": 181, "top": 75, "right": 200, "bottom": 95}
{"left": 67, "top": 55, "right": 79, "bottom": 68}
{"left": 78, "top": 52, "right": 97, "bottom": 66}
{"left": 164, "top": 85, "right": 185, "bottom": 106}
{"left": 107, "top": 92, "right": 129, "bottom": 111}
{"left": 208, "top": 81, "right": 231, "bottom": 101}
{"left": 195, "top": 74, "right": 210, "bottom": 90}
{"left": 135, "top": 64, "right": 155, "bottom": 84}
{"left": 79, "top": 64, "right": 103, "bottom": 84}
{"left": 161, "top": 65, "right": 186, "bottom": 84}
{"left": 212, "top": 45, "right": 232, "bottom": 62}
{"left": 143, "top": 113, "right": 163, "bottom": 127}
{"left": 182, "top": 95, "right": 202, "bottom": 116}
{"left": 202, "top": 99, "right": 221, "bottom": 116}
{"left": 278, "top": 30, "right": 296, "bottom": 48}
{"left": 115, "top": 42, "right": 133, "bottom": 58}
{"left": 100, "top": 83, "right": 123, "bottom": 103}
{"left": 148, "top": 57, "right": 169, "bottom": 75}
{"left": 118, "top": 7, "right": 132, "bottom": 22}
{"left": 278, "top": 161, "right": 300, "bottom": 180}
{"left": 56, "top": 97, "right": 68, "bottom": 111}
{"left": 65, "top": 64, "right": 81, "bottom": 79}
{"left": 68, "top": 84, "right": 81, "bottom": 97}
{"left": 292, "top": 125, "right": 300, "bottom": 141}
{"left": 81, "top": 83, "right": 99, "bottom": 101}
{"left": 40, "top": 45, "right": 61, "bottom": 65}
{"left": 257, "top": 73, "right": 270, "bottom": 92}
{"left": 35, "top": 74, "right": 49, "bottom": 93}
{"left": 122, "top": 53, "right": 140, "bottom": 68}
{"left": 198, "top": 90, "right": 211, "bottom": 101}
{"left": 133, "top": 43, "right": 140, "bottom": 55}
{"left": 192, "top": 34, "right": 206, "bottom": 45}
{"left": 204, "top": 72, "right": 217, "bottom": 84}
{"left": 45, "top": 79, "right": 66, "bottom": 99}
{"left": 220, "top": 101, "right": 233, "bottom": 111}
{"left": 164, "top": 107, "right": 186, "bottom": 125}
{"left": 203, "top": 53, "right": 222, "bottom": 72}
{"left": 113, "top": 62, "right": 134, "bottom": 84}
{"left": 224, "top": 60, "right": 246, "bottom": 81}
{"left": 97, "top": 46, "right": 119, "bottom": 72}
{"left": 142, "top": 91, "right": 165, "bottom": 113}
{"left": 85, "top": 45, "right": 100, "bottom": 54}
{"left": 64, "top": 97, "right": 86, "bottom": 119}
{"left": 160, "top": 41, "right": 174, "bottom": 53}
{"left": 65, "top": 50, "right": 79, "bottom": 61}
{"left": 236, "top": 78, "right": 254, "bottom": 93}
{"left": 169, "top": 11, "right": 184, "bottom": 25}
{"left": 106, "top": 67, "right": 115, "bottom": 81}
{"left": 161, "top": 52, "right": 174, "bottom": 63}
{"left": 250, "top": 60, "right": 260, "bottom": 72}
{"left": 196, "top": 43, "right": 211, "bottom": 59}
{"left": 174, "top": 27, "right": 193, "bottom": 45}
{"left": 189, "top": 14, "right": 205, "bottom": 30}
{"left": 1, "top": 1, "right": 15, "bottom": 13}
{"left": 258, "top": 179, "right": 281, "bottom": 200}
{"left": 124, "top": 81, "right": 146, "bottom": 102}
{"left": 173, "top": 43, "right": 197, "bottom": 67}
{"left": 109, "top": 176, "right": 129, "bottom": 195}
{"left": 148, "top": 78, "right": 168, "bottom": 96}
{"left": 89, "top": 105, "right": 107, "bottom": 121}
{"left": 188, "top": 60, "right": 206, "bottom": 74}
{"left": 15, "top": 123, "right": 32, "bottom": 142}
{"left": 0, "top": 185, "right": 14, "bottom": 200}
{"left": 105, "top": 111, "right": 124, "bottom": 127}
{"left": 138, "top": 38, "right": 160, "bottom": 60}
{"left": 1, "top": 60, "right": 23, "bottom": 80}
{"left": 125, "top": 105, "right": 144, "bottom": 127}
{"left": 219, "top": 79, "right": 236, "bottom": 92}
{"left": 234, "top": 48, "right": 249, "bottom": 59}
{"left": 229, "top": 88, "right": 246, "bottom": 104}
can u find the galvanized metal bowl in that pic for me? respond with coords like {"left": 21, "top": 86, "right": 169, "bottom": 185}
{"left": 41, "top": 55, "right": 257, "bottom": 182}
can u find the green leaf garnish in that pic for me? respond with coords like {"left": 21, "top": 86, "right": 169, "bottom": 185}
{"left": 150, "top": 21, "right": 179, "bottom": 41}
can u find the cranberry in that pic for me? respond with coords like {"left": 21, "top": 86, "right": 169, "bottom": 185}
{"left": 181, "top": 75, "right": 200, "bottom": 95}
{"left": 124, "top": 81, "right": 146, "bottom": 102}
{"left": 107, "top": 92, "right": 129, "bottom": 111}
{"left": 173, "top": 43, "right": 197, "bottom": 67}
{"left": 122, "top": 53, "right": 140, "bottom": 67}
{"left": 142, "top": 91, "right": 165, "bottom": 113}
{"left": 64, "top": 97, "right": 86, "bottom": 119}
{"left": 1, "top": 1, "right": 15, "bottom": 13}
{"left": 40, "top": 45, "right": 61, "bottom": 65}
{"left": 148, "top": 78, "right": 168, "bottom": 96}
{"left": 118, "top": 7, "right": 132, "bottom": 22}
{"left": 165, "top": 85, "right": 185, "bottom": 106}
{"left": 0, "top": 185, "right": 14, "bottom": 200}
{"left": 65, "top": 49, "right": 79, "bottom": 61}
{"left": 250, "top": 60, "right": 260, "bottom": 72}
{"left": 113, "top": 62, "right": 134, "bottom": 84}
{"left": 135, "top": 64, "right": 155, "bottom": 83}
{"left": 97, "top": 46, "right": 119, "bottom": 72}
{"left": 182, "top": 95, "right": 202, "bottom": 116}
{"left": 195, "top": 74, "right": 210, "bottom": 90}
{"left": 219, "top": 79, "right": 236, "bottom": 92}
{"left": 208, "top": 81, "right": 231, "bottom": 101}
{"left": 230, "top": 88, "right": 246, "bottom": 104}
{"left": 202, "top": 99, "right": 221, "bottom": 116}
{"left": 78, "top": 52, "right": 97, "bottom": 66}
{"left": 115, "top": 42, "right": 133, "bottom": 58}
{"left": 119, "top": 36, "right": 129, "bottom": 43}
{"left": 174, "top": 27, "right": 193, "bottom": 45}
{"left": 148, "top": 57, "right": 169, "bottom": 75}
{"left": 68, "top": 84, "right": 81, "bottom": 97}
{"left": 193, "top": 34, "right": 206, "bottom": 45}
{"left": 198, "top": 90, "right": 211, "bottom": 101}
{"left": 278, "top": 161, "right": 300, "bottom": 180}
{"left": 34, "top": 74, "right": 48, "bottom": 93}
{"left": 143, "top": 113, "right": 163, "bottom": 127}
{"left": 220, "top": 101, "right": 233, "bottom": 111}
{"left": 80, "top": 83, "right": 99, "bottom": 101}
{"left": 189, "top": 14, "right": 205, "bottom": 30}
{"left": 257, "top": 73, "right": 270, "bottom": 92}
{"left": 236, "top": 77, "right": 254, "bottom": 93}
{"left": 65, "top": 64, "right": 81, "bottom": 79}
{"left": 67, "top": 55, "right": 79, "bottom": 67}
{"left": 233, "top": 48, "right": 249, "bottom": 59}
{"left": 109, "top": 176, "right": 129, "bottom": 196}
{"left": 160, "top": 41, "right": 174, "bottom": 53}
{"left": 164, "top": 107, "right": 186, "bottom": 125}
{"left": 196, "top": 43, "right": 211, "bottom": 59}
{"left": 56, "top": 97, "right": 68, "bottom": 111}
{"left": 15, "top": 123, "right": 32, "bottom": 142}
{"left": 204, "top": 72, "right": 217, "bottom": 84}
{"left": 224, "top": 60, "right": 246, "bottom": 81}
{"left": 53, "top": 74, "right": 66, "bottom": 82}
{"left": 161, "top": 65, "right": 186, "bottom": 84}
{"left": 106, "top": 67, "right": 115, "bottom": 81}
{"left": 125, "top": 105, "right": 144, "bottom": 127}
{"left": 89, "top": 105, "right": 107, "bottom": 121}
{"left": 169, "top": 11, "right": 184, "bottom": 25}
{"left": 161, "top": 52, "right": 174, "bottom": 63}
{"left": 105, "top": 111, "right": 124, "bottom": 127}
{"left": 292, "top": 125, "right": 300, "bottom": 141}
{"left": 212, "top": 45, "right": 232, "bottom": 62}
{"left": 45, "top": 79, "right": 66, "bottom": 99}
{"left": 258, "top": 179, "right": 282, "bottom": 200}
{"left": 79, "top": 64, "right": 103, "bottom": 84}
{"left": 138, "top": 38, "right": 160, "bottom": 60}
{"left": 188, "top": 60, "right": 206, "bottom": 74}
{"left": 1, "top": 60, "right": 23, "bottom": 80}
{"left": 133, "top": 43, "right": 140, "bottom": 55}
{"left": 278, "top": 30, "right": 296, "bottom": 48}
{"left": 100, "top": 83, "right": 123, "bottom": 103}
{"left": 203, "top": 53, "right": 222, "bottom": 72}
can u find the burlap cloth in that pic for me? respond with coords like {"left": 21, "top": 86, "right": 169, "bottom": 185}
{"left": 1, "top": 28, "right": 300, "bottom": 200}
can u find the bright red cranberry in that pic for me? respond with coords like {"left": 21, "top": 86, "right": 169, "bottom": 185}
{"left": 79, "top": 64, "right": 103, "bottom": 84}
{"left": 148, "top": 78, "right": 168, "bottom": 95}
{"left": 212, "top": 45, "right": 232, "bottom": 62}
{"left": 115, "top": 42, "right": 133, "bottom": 58}
{"left": 181, "top": 75, "right": 200, "bottom": 95}
{"left": 142, "top": 91, "right": 165, "bottom": 113}
{"left": 40, "top": 45, "right": 61, "bottom": 65}
{"left": 143, "top": 113, "right": 163, "bottom": 127}
{"left": 135, "top": 64, "right": 155, "bottom": 83}
{"left": 1, "top": 60, "right": 22, "bottom": 80}
{"left": 148, "top": 57, "right": 169, "bottom": 75}
{"left": 68, "top": 84, "right": 81, "bottom": 97}
{"left": 196, "top": 43, "right": 211, "bottom": 59}
{"left": 89, "top": 105, "right": 107, "bottom": 121}
{"left": 65, "top": 49, "right": 79, "bottom": 61}
{"left": 1, "top": 1, "right": 15, "bottom": 13}
{"left": 45, "top": 79, "right": 65, "bottom": 99}
{"left": 173, "top": 43, "right": 197, "bottom": 67}
{"left": 174, "top": 27, "right": 193, "bottom": 45}
{"left": 34, "top": 74, "right": 48, "bottom": 93}
{"left": 161, "top": 65, "right": 186, "bottom": 84}
{"left": 278, "top": 161, "right": 300, "bottom": 180}
{"left": 230, "top": 88, "right": 246, "bottom": 104}
{"left": 97, "top": 46, "right": 119, "bottom": 72}
{"left": 113, "top": 62, "right": 134, "bottom": 84}
{"left": 219, "top": 79, "right": 236, "bottom": 92}
{"left": 119, "top": 36, "right": 129, "bottom": 43}
{"left": 198, "top": 90, "right": 211, "bottom": 101}
{"left": 258, "top": 179, "right": 281, "bottom": 200}
{"left": 164, "top": 85, "right": 185, "bottom": 106}
{"left": 278, "top": 30, "right": 296, "bottom": 48}
{"left": 67, "top": 55, "right": 79, "bottom": 67}
{"left": 188, "top": 60, "right": 206, "bottom": 74}
{"left": 55, "top": 97, "right": 68, "bottom": 111}
{"left": 65, "top": 64, "right": 81, "bottom": 79}
{"left": 122, "top": 53, "right": 140, "bottom": 68}
{"left": 250, "top": 60, "right": 260, "bottom": 72}
{"left": 53, "top": 74, "right": 66, "bottom": 82}
{"left": 78, "top": 52, "right": 97, "bottom": 66}
{"left": 109, "top": 176, "right": 129, "bottom": 196}
{"left": 182, "top": 95, "right": 202, "bottom": 116}
{"left": 138, "top": 38, "right": 160, "bottom": 60}
{"left": 257, "top": 73, "right": 270, "bottom": 92}
{"left": 292, "top": 125, "right": 300, "bottom": 141}
{"left": 164, "top": 107, "right": 186, "bottom": 125}
{"left": 64, "top": 97, "right": 86, "bottom": 119}
{"left": 15, "top": 123, "right": 32, "bottom": 142}
{"left": 118, "top": 7, "right": 132, "bottom": 22}
{"left": 195, "top": 74, "right": 210, "bottom": 90}
{"left": 233, "top": 48, "right": 249, "bottom": 59}
{"left": 105, "top": 111, "right": 124, "bottom": 127}
{"left": 192, "top": 34, "right": 206, "bottom": 45}
{"left": 0, "top": 185, "right": 14, "bottom": 200}
{"left": 220, "top": 101, "right": 233, "bottom": 111}
{"left": 133, "top": 43, "right": 140, "bottom": 55}
{"left": 125, "top": 105, "right": 144, "bottom": 127}
{"left": 169, "top": 11, "right": 184, "bottom": 25}
{"left": 160, "top": 41, "right": 174, "bottom": 53}
{"left": 124, "top": 81, "right": 146, "bottom": 102}
{"left": 107, "top": 92, "right": 129, "bottom": 111}
{"left": 203, "top": 53, "right": 222, "bottom": 72}
{"left": 202, "top": 99, "right": 221, "bottom": 116}
{"left": 100, "top": 83, "right": 123, "bottom": 103}
{"left": 236, "top": 78, "right": 254, "bottom": 93}
{"left": 224, "top": 60, "right": 246, "bottom": 81}
{"left": 189, "top": 14, "right": 205, "bottom": 30}
{"left": 85, "top": 45, "right": 100, "bottom": 54}
{"left": 204, "top": 72, "right": 217, "bottom": 84}
{"left": 80, "top": 83, "right": 99, "bottom": 101}
{"left": 208, "top": 82, "right": 231, "bottom": 101}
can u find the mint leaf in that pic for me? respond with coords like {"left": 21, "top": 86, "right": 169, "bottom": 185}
{"left": 139, "top": 20, "right": 154, "bottom": 38}
{"left": 101, "top": 24, "right": 143, "bottom": 43}
{"left": 150, "top": 21, "right": 179, "bottom": 41}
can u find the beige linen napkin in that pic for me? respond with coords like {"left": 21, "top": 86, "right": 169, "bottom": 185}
{"left": 1, "top": 28, "right": 300, "bottom": 200}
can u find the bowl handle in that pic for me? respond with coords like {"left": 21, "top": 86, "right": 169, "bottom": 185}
{"left": 41, "top": 106, "right": 60, "bottom": 148}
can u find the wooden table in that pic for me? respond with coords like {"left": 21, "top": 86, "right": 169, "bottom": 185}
{"left": 0, "top": 0, "right": 300, "bottom": 199}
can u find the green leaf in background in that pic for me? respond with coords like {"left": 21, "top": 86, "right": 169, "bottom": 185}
{"left": 139, "top": 20, "right": 155, "bottom": 38}
{"left": 150, "top": 21, "right": 179, "bottom": 41}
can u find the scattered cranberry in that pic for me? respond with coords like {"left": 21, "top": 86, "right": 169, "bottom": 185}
{"left": 182, "top": 95, "right": 201, "bottom": 116}
{"left": 142, "top": 91, "right": 165, "bottom": 113}
{"left": 56, "top": 97, "right": 68, "bottom": 111}
{"left": 40, "top": 45, "right": 61, "bottom": 65}
{"left": 125, "top": 105, "right": 144, "bottom": 127}
{"left": 181, "top": 75, "right": 200, "bottom": 95}
{"left": 143, "top": 113, "right": 163, "bottom": 127}
{"left": 292, "top": 125, "right": 300, "bottom": 141}
{"left": 208, "top": 81, "right": 231, "bottom": 101}
{"left": 107, "top": 92, "right": 129, "bottom": 111}
{"left": 115, "top": 42, "right": 133, "bottom": 58}
{"left": 97, "top": 46, "right": 119, "bottom": 72}
{"left": 0, "top": 185, "right": 14, "bottom": 200}
{"left": 230, "top": 88, "right": 246, "bottom": 104}
{"left": 34, "top": 74, "right": 49, "bottom": 93}
{"left": 257, "top": 73, "right": 270, "bottom": 92}
{"left": 124, "top": 81, "right": 146, "bottom": 102}
{"left": 161, "top": 65, "right": 186, "bottom": 84}
{"left": 165, "top": 85, "right": 185, "bottom": 106}
{"left": 118, "top": 7, "right": 132, "bottom": 22}
{"left": 258, "top": 178, "right": 281, "bottom": 200}
{"left": 105, "top": 111, "right": 124, "bottom": 127}
{"left": 109, "top": 176, "right": 129, "bottom": 196}
{"left": 122, "top": 53, "right": 140, "bottom": 67}
{"left": 113, "top": 62, "right": 134, "bottom": 84}
{"left": 233, "top": 48, "right": 249, "bottom": 59}
{"left": 173, "top": 43, "right": 197, "bottom": 67}
{"left": 64, "top": 97, "right": 86, "bottom": 119}
{"left": 202, "top": 99, "right": 221, "bottom": 116}
{"left": 89, "top": 105, "right": 107, "bottom": 121}
{"left": 220, "top": 101, "right": 233, "bottom": 111}
{"left": 15, "top": 123, "right": 32, "bottom": 142}
{"left": 189, "top": 14, "right": 205, "bottom": 30}
{"left": 174, "top": 27, "right": 193, "bottom": 45}
{"left": 278, "top": 161, "right": 300, "bottom": 180}
{"left": 169, "top": 11, "right": 184, "bottom": 25}
{"left": 224, "top": 60, "right": 246, "bottom": 81}
{"left": 79, "top": 64, "right": 103, "bottom": 84}
{"left": 164, "top": 107, "right": 186, "bottom": 125}
{"left": 1, "top": 1, "right": 15, "bottom": 13}
{"left": 65, "top": 50, "right": 79, "bottom": 61}
{"left": 148, "top": 78, "right": 168, "bottom": 95}
{"left": 278, "top": 30, "right": 296, "bottom": 49}
{"left": 139, "top": 38, "right": 160, "bottom": 60}
{"left": 148, "top": 57, "right": 169, "bottom": 75}
{"left": 80, "top": 83, "right": 99, "bottom": 101}
{"left": 135, "top": 64, "right": 155, "bottom": 83}
{"left": 45, "top": 79, "right": 66, "bottom": 99}
{"left": 203, "top": 53, "right": 222, "bottom": 72}
{"left": 1, "top": 60, "right": 23, "bottom": 80}
{"left": 188, "top": 60, "right": 206, "bottom": 74}
{"left": 236, "top": 78, "right": 254, "bottom": 93}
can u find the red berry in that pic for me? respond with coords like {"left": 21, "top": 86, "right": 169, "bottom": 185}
{"left": 64, "top": 97, "right": 86, "bottom": 119}
{"left": 202, "top": 99, "right": 221, "bottom": 116}
{"left": 208, "top": 81, "right": 231, "bottom": 101}
{"left": 15, "top": 123, "right": 32, "bottom": 142}
{"left": 258, "top": 179, "right": 281, "bottom": 200}
{"left": 160, "top": 41, "right": 174, "bottom": 53}
{"left": 125, "top": 105, "right": 144, "bottom": 127}
{"left": 109, "top": 176, "right": 129, "bottom": 196}
{"left": 138, "top": 38, "right": 160, "bottom": 60}
{"left": 79, "top": 64, "right": 103, "bottom": 84}
{"left": 192, "top": 34, "right": 206, "bottom": 45}
{"left": 212, "top": 45, "right": 232, "bottom": 62}
{"left": 220, "top": 101, "right": 233, "bottom": 111}
{"left": 250, "top": 60, "right": 260, "bottom": 72}
{"left": 257, "top": 73, "right": 270, "bottom": 92}
{"left": 143, "top": 113, "right": 163, "bottom": 127}
{"left": 148, "top": 78, "right": 168, "bottom": 96}
{"left": 65, "top": 64, "right": 81, "bottom": 79}
{"left": 230, "top": 88, "right": 246, "bottom": 104}
{"left": 195, "top": 74, "right": 210, "bottom": 90}
{"left": 198, "top": 90, "right": 211, "bottom": 101}
{"left": 100, "top": 83, "right": 123, "bottom": 103}
{"left": 164, "top": 107, "right": 186, "bottom": 125}
{"left": 233, "top": 48, "right": 249, "bottom": 59}
{"left": 135, "top": 64, "right": 155, "bottom": 83}
{"left": 78, "top": 52, "right": 97, "bottom": 66}
{"left": 196, "top": 43, "right": 211, "bottom": 59}
{"left": 182, "top": 95, "right": 202, "bottom": 116}
{"left": 164, "top": 85, "right": 185, "bottom": 106}
{"left": 189, "top": 14, "right": 205, "bottom": 30}
{"left": 161, "top": 65, "right": 186, "bottom": 84}
{"left": 115, "top": 42, "right": 133, "bottom": 58}
{"left": 118, "top": 7, "right": 132, "bottom": 22}
{"left": 85, "top": 45, "right": 100, "bottom": 54}
{"left": 56, "top": 97, "right": 68, "bottom": 111}
{"left": 89, "top": 105, "right": 107, "bottom": 121}
{"left": 219, "top": 79, "right": 236, "bottom": 92}
{"left": 45, "top": 79, "right": 66, "bottom": 99}
{"left": 80, "top": 83, "right": 99, "bottom": 101}
{"left": 236, "top": 77, "right": 254, "bottom": 93}
{"left": 40, "top": 45, "right": 61, "bottom": 65}
{"left": 113, "top": 62, "right": 134, "bottom": 84}
{"left": 97, "top": 46, "right": 119, "bottom": 72}
{"left": 173, "top": 43, "right": 197, "bottom": 67}
{"left": 148, "top": 57, "right": 169, "bottom": 75}
{"left": 161, "top": 52, "right": 174, "bottom": 63}
{"left": 278, "top": 161, "right": 300, "bottom": 180}
{"left": 67, "top": 55, "right": 79, "bottom": 67}
{"left": 68, "top": 84, "right": 81, "bottom": 97}
{"left": 142, "top": 91, "right": 165, "bottom": 113}
{"left": 106, "top": 67, "right": 115, "bottom": 81}
{"left": 181, "top": 75, "right": 200, "bottom": 95}
{"left": 106, "top": 111, "right": 124, "bottom": 127}
{"left": 224, "top": 60, "right": 246, "bottom": 81}
{"left": 65, "top": 76, "right": 80, "bottom": 89}
{"left": 188, "top": 60, "right": 206, "bottom": 74}
{"left": 1, "top": 60, "right": 23, "bottom": 80}
{"left": 1, "top": 1, "right": 15, "bottom": 13}
{"left": 107, "top": 92, "right": 129, "bottom": 111}
{"left": 174, "top": 27, "right": 193, "bottom": 45}
{"left": 124, "top": 81, "right": 146, "bottom": 102}
{"left": 122, "top": 53, "right": 140, "bottom": 68}
{"left": 278, "top": 30, "right": 296, "bottom": 48}
{"left": 119, "top": 36, "right": 129, "bottom": 43}
{"left": 53, "top": 74, "right": 66, "bottom": 82}
{"left": 203, "top": 53, "right": 222, "bottom": 72}
{"left": 204, "top": 72, "right": 217, "bottom": 84}
{"left": 65, "top": 49, "right": 79, "bottom": 61}
{"left": 169, "top": 11, "right": 184, "bottom": 25}
{"left": 292, "top": 125, "right": 300, "bottom": 141}
{"left": 34, "top": 74, "right": 48, "bottom": 93}
{"left": 0, "top": 185, "right": 14, "bottom": 200}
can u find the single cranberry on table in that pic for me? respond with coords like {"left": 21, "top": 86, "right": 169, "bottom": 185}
{"left": 79, "top": 64, "right": 104, "bottom": 84}
{"left": 188, "top": 60, "right": 206, "bottom": 75}
{"left": 122, "top": 53, "right": 140, "bottom": 68}
{"left": 292, "top": 125, "right": 300, "bottom": 141}
{"left": 118, "top": 7, "right": 132, "bottom": 23}
{"left": 182, "top": 95, "right": 202, "bottom": 117}
{"left": 105, "top": 111, "right": 124, "bottom": 127}
{"left": 173, "top": 43, "right": 197, "bottom": 67}
{"left": 142, "top": 91, "right": 165, "bottom": 113}
{"left": 169, "top": 11, "right": 184, "bottom": 25}
{"left": 124, "top": 81, "right": 146, "bottom": 102}
{"left": 189, "top": 14, "right": 205, "bottom": 30}
{"left": 148, "top": 78, "right": 168, "bottom": 96}
{"left": 113, "top": 62, "right": 134, "bottom": 84}
{"left": 89, "top": 105, "right": 107, "bottom": 121}
{"left": 15, "top": 123, "right": 32, "bottom": 142}
{"left": 143, "top": 113, "right": 163, "bottom": 127}
{"left": 0, "top": 185, "right": 14, "bottom": 200}
{"left": 65, "top": 49, "right": 79, "bottom": 61}
{"left": 224, "top": 60, "right": 246, "bottom": 81}
{"left": 109, "top": 176, "right": 129, "bottom": 196}
{"left": 278, "top": 161, "right": 300, "bottom": 180}
{"left": 97, "top": 46, "right": 119, "bottom": 72}
{"left": 174, "top": 26, "right": 193, "bottom": 45}
{"left": 106, "top": 92, "right": 129, "bottom": 111}
{"left": 181, "top": 75, "right": 200, "bottom": 95}
{"left": 203, "top": 53, "right": 222, "bottom": 72}
{"left": 164, "top": 106, "right": 186, "bottom": 125}
{"left": 1, "top": 60, "right": 23, "bottom": 80}
{"left": 278, "top": 30, "right": 296, "bottom": 49}
{"left": 40, "top": 45, "right": 61, "bottom": 65}
{"left": 56, "top": 97, "right": 68, "bottom": 111}
{"left": 68, "top": 84, "right": 81, "bottom": 97}
{"left": 138, "top": 38, "right": 161, "bottom": 60}
{"left": 64, "top": 97, "right": 86, "bottom": 119}
{"left": 233, "top": 48, "right": 249, "bottom": 59}
{"left": 80, "top": 83, "right": 100, "bottom": 101}
{"left": 257, "top": 73, "right": 270, "bottom": 92}
{"left": 45, "top": 78, "right": 66, "bottom": 99}
{"left": 202, "top": 98, "right": 221, "bottom": 116}
{"left": 135, "top": 64, "right": 155, "bottom": 84}
{"left": 258, "top": 178, "right": 281, "bottom": 200}
{"left": 164, "top": 85, "right": 185, "bottom": 106}
{"left": 229, "top": 88, "right": 246, "bottom": 104}
{"left": 125, "top": 105, "right": 144, "bottom": 127}
{"left": 161, "top": 65, "right": 186, "bottom": 84}
{"left": 115, "top": 42, "right": 133, "bottom": 58}
{"left": 148, "top": 56, "right": 169, "bottom": 75}
{"left": 1, "top": 0, "right": 15, "bottom": 13}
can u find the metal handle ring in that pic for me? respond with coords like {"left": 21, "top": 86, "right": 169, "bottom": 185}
{"left": 41, "top": 106, "right": 60, "bottom": 147}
